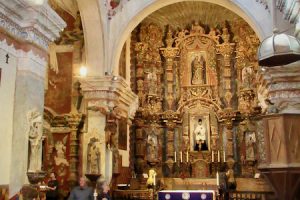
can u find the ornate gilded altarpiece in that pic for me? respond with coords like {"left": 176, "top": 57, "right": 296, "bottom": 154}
{"left": 131, "top": 19, "right": 261, "bottom": 185}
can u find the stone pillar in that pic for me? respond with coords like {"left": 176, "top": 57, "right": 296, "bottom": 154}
{"left": 81, "top": 76, "right": 138, "bottom": 184}
{"left": 259, "top": 63, "right": 300, "bottom": 200}
{"left": 65, "top": 113, "right": 83, "bottom": 186}
{"left": 0, "top": 1, "right": 65, "bottom": 197}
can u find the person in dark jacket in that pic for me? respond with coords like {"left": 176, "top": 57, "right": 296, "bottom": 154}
{"left": 46, "top": 173, "right": 59, "bottom": 200}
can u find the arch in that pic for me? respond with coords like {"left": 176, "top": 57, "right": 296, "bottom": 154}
{"left": 77, "top": 0, "right": 106, "bottom": 76}
{"left": 177, "top": 97, "right": 223, "bottom": 118}
{"left": 110, "top": 0, "right": 272, "bottom": 75}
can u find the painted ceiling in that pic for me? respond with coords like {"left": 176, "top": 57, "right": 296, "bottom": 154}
{"left": 143, "top": 1, "right": 244, "bottom": 29}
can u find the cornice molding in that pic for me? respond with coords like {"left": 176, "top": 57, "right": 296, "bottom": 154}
{"left": 0, "top": 0, "right": 66, "bottom": 50}
{"left": 81, "top": 76, "right": 139, "bottom": 119}
{"left": 0, "top": 38, "right": 47, "bottom": 78}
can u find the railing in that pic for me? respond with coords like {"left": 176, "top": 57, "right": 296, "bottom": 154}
{"left": 228, "top": 191, "right": 275, "bottom": 200}
{"left": 113, "top": 189, "right": 154, "bottom": 200}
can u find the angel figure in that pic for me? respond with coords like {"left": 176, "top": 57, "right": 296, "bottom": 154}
{"left": 54, "top": 136, "right": 69, "bottom": 166}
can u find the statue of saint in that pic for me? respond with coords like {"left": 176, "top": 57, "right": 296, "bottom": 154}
{"left": 241, "top": 65, "right": 254, "bottom": 88}
{"left": 147, "top": 67, "right": 158, "bottom": 96}
{"left": 87, "top": 143, "right": 101, "bottom": 174}
{"left": 191, "top": 56, "right": 206, "bottom": 85}
{"left": 147, "top": 127, "right": 158, "bottom": 162}
{"left": 193, "top": 119, "right": 208, "bottom": 151}
{"left": 191, "top": 22, "right": 205, "bottom": 34}
{"left": 246, "top": 134, "right": 256, "bottom": 161}
{"left": 27, "top": 111, "right": 43, "bottom": 172}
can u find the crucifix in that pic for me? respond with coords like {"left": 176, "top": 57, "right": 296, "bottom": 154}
{"left": 5, "top": 53, "right": 9, "bottom": 64}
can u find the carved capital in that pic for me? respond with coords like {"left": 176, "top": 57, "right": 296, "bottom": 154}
{"left": 65, "top": 113, "right": 83, "bottom": 129}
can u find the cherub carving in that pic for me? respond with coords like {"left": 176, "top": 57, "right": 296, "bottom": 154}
{"left": 54, "top": 136, "right": 69, "bottom": 166}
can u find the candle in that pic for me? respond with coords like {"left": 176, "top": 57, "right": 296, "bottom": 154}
{"left": 218, "top": 151, "right": 220, "bottom": 162}
{"left": 180, "top": 151, "right": 183, "bottom": 163}
{"left": 216, "top": 171, "right": 219, "bottom": 186}
{"left": 153, "top": 174, "right": 156, "bottom": 186}
{"left": 223, "top": 151, "right": 226, "bottom": 162}
{"left": 186, "top": 151, "right": 189, "bottom": 163}
{"left": 174, "top": 151, "right": 177, "bottom": 162}
{"left": 212, "top": 150, "right": 214, "bottom": 162}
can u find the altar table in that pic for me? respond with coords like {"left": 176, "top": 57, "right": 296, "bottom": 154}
{"left": 158, "top": 190, "right": 215, "bottom": 200}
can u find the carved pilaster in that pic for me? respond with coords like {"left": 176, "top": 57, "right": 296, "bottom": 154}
{"left": 133, "top": 117, "right": 145, "bottom": 179}
{"left": 220, "top": 109, "right": 238, "bottom": 158}
{"left": 162, "top": 110, "right": 178, "bottom": 172}
{"left": 217, "top": 27, "right": 235, "bottom": 108}
{"left": 160, "top": 28, "right": 179, "bottom": 110}
{"left": 135, "top": 42, "right": 147, "bottom": 106}
{"left": 65, "top": 113, "right": 83, "bottom": 184}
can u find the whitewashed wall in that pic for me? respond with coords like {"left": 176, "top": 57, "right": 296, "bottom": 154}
{"left": 0, "top": 40, "right": 18, "bottom": 186}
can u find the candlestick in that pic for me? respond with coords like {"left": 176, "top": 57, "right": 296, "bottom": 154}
{"left": 216, "top": 171, "right": 219, "bottom": 186}
{"left": 223, "top": 151, "right": 226, "bottom": 162}
{"left": 218, "top": 151, "right": 220, "bottom": 162}
{"left": 180, "top": 151, "right": 183, "bottom": 163}
{"left": 174, "top": 151, "right": 177, "bottom": 163}
{"left": 212, "top": 150, "right": 214, "bottom": 162}
{"left": 186, "top": 151, "right": 189, "bottom": 163}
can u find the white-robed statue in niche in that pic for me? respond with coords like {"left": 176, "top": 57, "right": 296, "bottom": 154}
{"left": 193, "top": 118, "right": 208, "bottom": 151}
{"left": 27, "top": 110, "right": 44, "bottom": 172}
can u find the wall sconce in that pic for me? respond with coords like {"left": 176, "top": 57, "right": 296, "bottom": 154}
{"left": 80, "top": 66, "right": 87, "bottom": 77}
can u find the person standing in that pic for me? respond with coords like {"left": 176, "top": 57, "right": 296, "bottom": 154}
{"left": 46, "top": 173, "right": 59, "bottom": 200}
{"left": 68, "top": 177, "right": 93, "bottom": 200}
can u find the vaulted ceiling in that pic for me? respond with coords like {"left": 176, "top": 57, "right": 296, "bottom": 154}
{"left": 143, "top": 1, "right": 243, "bottom": 30}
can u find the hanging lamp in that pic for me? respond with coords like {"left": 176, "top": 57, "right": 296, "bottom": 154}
{"left": 257, "top": 1, "right": 300, "bottom": 66}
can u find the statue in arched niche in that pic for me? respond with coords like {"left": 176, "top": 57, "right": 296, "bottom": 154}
{"left": 147, "top": 67, "right": 158, "bottom": 96}
{"left": 241, "top": 65, "right": 254, "bottom": 88}
{"left": 191, "top": 55, "right": 206, "bottom": 85}
{"left": 87, "top": 138, "right": 101, "bottom": 174}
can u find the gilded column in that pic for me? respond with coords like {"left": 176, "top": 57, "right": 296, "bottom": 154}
{"left": 135, "top": 43, "right": 147, "bottom": 106}
{"left": 65, "top": 113, "right": 83, "bottom": 185}
{"left": 162, "top": 111, "right": 178, "bottom": 173}
{"left": 217, "top": 27, "right": 235, "bottom": 161}
{"left": 160, "top": 28, "right": 179, "bottom": 110}
{"left": 161, "top": 29, "right": 179, "bottom": 174}
{"left": 217, "top": 27, "right": 235, "bottom": 109}
{"left": 134, "top": 118, "right": 146, "bottom": 182}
